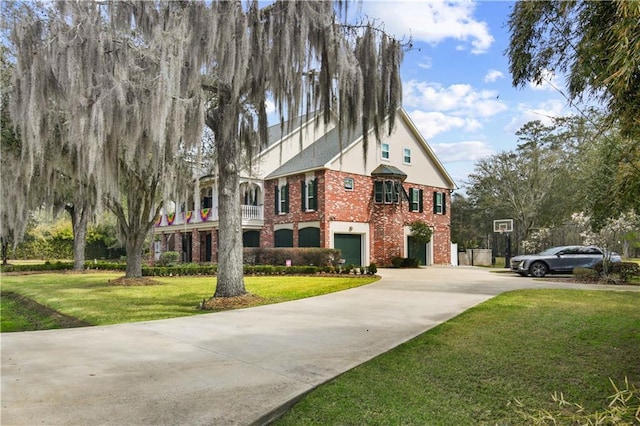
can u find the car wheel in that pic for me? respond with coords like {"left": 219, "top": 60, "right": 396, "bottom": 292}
{"left": 529, "top": 261, "right": 548, "bottom": 278}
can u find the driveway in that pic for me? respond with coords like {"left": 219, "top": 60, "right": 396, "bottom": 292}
{"left": 1, "top": 266, "right": 637, "bottom": 425}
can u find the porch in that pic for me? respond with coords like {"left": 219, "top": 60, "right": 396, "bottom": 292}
{"left": 154, "top": 205, "right": 264, "bottom": 228}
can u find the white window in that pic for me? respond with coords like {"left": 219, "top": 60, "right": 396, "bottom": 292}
{"left": 433, "top": 191, "right": 446, "bottom": 214}
{"left": 302, "top": 173, "right": 317, "bottom": 211}
{"left": 275, "top": 178, "right": 289, "bottom": 214}
{"left": 381, "top": 143, "right": 390, "bottom": 160}
{"left": 403, "top": 148, "right": 411, "bottom": 164}
{"left": 410, "top": 188, "right": 422, "bottom": 212}
{"left": 374, "top": 180, "right": 401, "bottom": 204}
{"left": 344, "top": 177, "right": 354, "bottom": 190}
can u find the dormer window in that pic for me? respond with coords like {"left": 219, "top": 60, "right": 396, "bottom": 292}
{"left": 374, "top": 180, "right": 401, "bottom": 204}
{"left": 371, "top": 164, "right": 407, "bottom": 205}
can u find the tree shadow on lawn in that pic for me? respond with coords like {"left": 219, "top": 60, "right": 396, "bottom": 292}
{"left": 1, "top": 291, "right": 92, "bottom": 330}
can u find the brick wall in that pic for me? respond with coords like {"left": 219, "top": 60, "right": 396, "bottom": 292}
{"left": 264, "top": 170, "right": 451, "bottom": 265}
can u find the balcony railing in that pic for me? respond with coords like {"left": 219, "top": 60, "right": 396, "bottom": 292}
{"left": 154, "top": 205, "right": 264, "bottom": 228}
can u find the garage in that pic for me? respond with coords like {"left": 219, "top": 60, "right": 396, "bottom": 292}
{"left": 334, "top": 233, "right": 362, "bottom": 266}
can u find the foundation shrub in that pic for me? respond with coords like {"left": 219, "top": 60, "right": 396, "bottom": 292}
{"left": 594, "top": 261, "right": 640, "bottom": 283}
{"left": 243, "top": 248, "right": 341, "bottom": 267}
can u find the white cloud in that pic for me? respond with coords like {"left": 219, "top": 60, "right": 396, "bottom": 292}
{"left": 417, "top": 56, "right": 433, "bottom": 69}
{"left": 408, "top": 110, "right": 481, "bottom": 140}
{"left": 504, "top": 99, "right": 568, "bottom": 134}
{"left": 361, "top": 0, "right": 494, "bottom": 54}
{"left": 484, "top": 69, "right": 504, "bottom": 83}
{"left": 432, "top": 141, "right": 494, "bottom": 162}
{"left": 528, "top": 69, "right": 565, "bottom": 92}
{"left": 403, "top": 80, "right": 508, "bottom": 118}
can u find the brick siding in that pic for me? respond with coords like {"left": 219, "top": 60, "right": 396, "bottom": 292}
{"left": 264, "top": 170, "right": 451, "bottom": 265}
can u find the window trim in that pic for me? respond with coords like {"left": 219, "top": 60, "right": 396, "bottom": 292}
{"left": 301, "top": 173, "right": 317, "bottom": 211}
{"left": 275, "top": 179, "right": 289, "bottom": 214}
{"left": 403, "top": 147, "right": 412, "bottom": 165}
{"left": 344, "top": 177, "right": 354, "bottom": 191}
{"left": 409, "top": 188, "right": 423, "bottom": 212}
{"left": 433, "top": 191, "right": 446, "bottom": 215}
{"left": 381, "top": 143, "right": 390, "bottom": 160}
{"left": 374, "top": 179, "right": 401, "bottom": 205}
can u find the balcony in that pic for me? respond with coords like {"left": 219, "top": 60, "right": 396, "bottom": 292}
{"left": 154, "top": 205, "right": 264, "bottom": 228}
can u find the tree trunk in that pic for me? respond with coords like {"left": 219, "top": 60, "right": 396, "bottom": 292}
{"left": 67, "top": 202, "right": 90, "bottom": 271}
{"left": 214, "top": 136, "right": 246, "bottom": 298}
{"left": 109, "top": 170, "right": 161, "bottom": 279}
{"left": 1, "top": 237, "right": 8, "bottom": 266}
{"left": 125, "top": 233, "right": 145, "bottom": 278}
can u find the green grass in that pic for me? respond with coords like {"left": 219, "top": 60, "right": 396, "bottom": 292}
{"left": 0, "top": 272, "right": 378, "bottom": 327}
{"left": 1, "top": 293, "right": 65, "bottom": 332}
{"left": 276, "top": 289, "right": 640, "bottom": 425}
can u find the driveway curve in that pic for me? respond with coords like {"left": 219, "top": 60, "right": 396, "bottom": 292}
{"left": 2, "top": 266, "right": 637, "bottom": 425}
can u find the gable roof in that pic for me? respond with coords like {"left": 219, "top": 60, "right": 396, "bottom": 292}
{"left": 264, "top": 108, "right": 457, "bottom": 190}
{"left": 265, "top": 114, "right": 311, "bottom": 148}
{"left": 397, "top": 108, "right": 456, "bottom": 190}
{"left": 265, "top": 126, "right": 360, "bottom": 179}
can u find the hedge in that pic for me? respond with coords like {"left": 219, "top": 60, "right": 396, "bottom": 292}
{"left": 1, "top": 261, "right": 360, "bottom": 276}
{"left": 243, "top": 247, "right": 341, "bottom": 267}
{"left": 594, "top": 261, "right": 640, "bottom": 283}
{"left": 0, "top": 261, "right": 74, "bottom": 273}
{"left": 391, "top": 257, "right": 420, "bottom": 268}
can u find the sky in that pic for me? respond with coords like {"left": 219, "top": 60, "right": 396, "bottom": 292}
{"left": 355, "top": 0, "right": 577, "bottom": 190}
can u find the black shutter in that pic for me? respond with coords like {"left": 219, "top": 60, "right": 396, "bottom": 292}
{"left": 301, "top": 180, "right": 306, "bottom": 210}
{"left": 419, "top": 189, "right": 424, "bottom": 212}
{"left": 374, "top": 181, "right": 383, "bottom": 203}
{"left": 433, "top": 191, "right": 438, "bottom": 214}
{"left": 312, "top": 179, "right": 318, "bottom": 210}
{"left": 442, "top": 192, "right": 446, "bottom": 214}
{"left": 408, "top": 188, "right": 415, "bottom": 211}
{"left": 284, "top": 183, "right": 289, "bottom": 213}
{"left": 275, "top": 185, "right": 279, "bottom": 214}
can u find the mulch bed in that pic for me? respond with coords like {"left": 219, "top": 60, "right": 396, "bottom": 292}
{"left": 108, "top": 277, "right": 163, "bottom": 286}
{"left": 198, "top": 293, "right": 265, "bottom": 310}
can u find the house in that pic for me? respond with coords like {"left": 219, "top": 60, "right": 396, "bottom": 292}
{"left": 153, "top": 108, "right": 457, "bottom": 266}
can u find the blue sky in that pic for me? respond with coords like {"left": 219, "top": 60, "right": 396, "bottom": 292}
{"left": 357, "top": 0, "right": 575, "bottom": 189}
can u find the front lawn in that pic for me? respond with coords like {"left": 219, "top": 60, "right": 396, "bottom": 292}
{"left": 276, "top": 289, "right": 640, "bottom": 425}
{"left": 0, "top": 272, "right": 378, "bottom": 329}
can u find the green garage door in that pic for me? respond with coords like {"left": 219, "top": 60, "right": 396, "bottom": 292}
{"left": 334, "top": 234, "right": 362, "bottom": 266}
{"left": 407, "top": 236, "right": 427, "bottom": 265}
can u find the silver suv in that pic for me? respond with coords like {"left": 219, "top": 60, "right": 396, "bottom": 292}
{"left": 510, "top": 245, "right": 622, "bottom": 277}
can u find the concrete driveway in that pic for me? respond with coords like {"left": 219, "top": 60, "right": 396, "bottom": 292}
{"left": 1, "top": 266, "right": 637, "bottom": 425}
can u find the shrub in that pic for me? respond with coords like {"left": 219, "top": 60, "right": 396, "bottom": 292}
{"left": 391, "top": 257, "right": 420, "bottom": 268}
{"left": 391, "top": 257, "right": 404, "bottom": 268}
{"left": 243, "top": 247, "right": 341, "bottom": 267}
{"left": 573, "top": 267, "right": 599, "bottom": 281}
{"left": 368, "top": 262, "right": 377, "bottom": 274}
{"left": 156, "top": 251, "right": 180, "bottom": 267}
{"left": 0, "top": 261, "right": 74, "bottom": 273}
{"left": 595, "top": 261, "right": 640, "bottom": 283}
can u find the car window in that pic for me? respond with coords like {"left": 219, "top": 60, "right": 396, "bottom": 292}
{"left": 539, "top": 248, "right": 559, "bottom": 255}
{"left": 559, "top": 247, "right": 579, "bottom": 255}
{"left": 583, "top": 247, "right": 602, "bottom": 255}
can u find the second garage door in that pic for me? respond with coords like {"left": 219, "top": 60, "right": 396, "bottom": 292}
{"left": 334, "top": 234, "right": 362, "bottom": 266}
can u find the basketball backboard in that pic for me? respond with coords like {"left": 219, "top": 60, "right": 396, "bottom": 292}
{"left": 493, "top": 219, "right": 514, "bottom": 233}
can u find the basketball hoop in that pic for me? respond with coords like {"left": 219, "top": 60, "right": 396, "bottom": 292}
{"left": 493, "top": 219, "right": 514, "bottom": 269}
{"left": 493, "top": 219, "right": 513, "bottom": 234}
